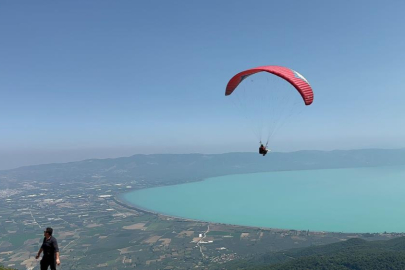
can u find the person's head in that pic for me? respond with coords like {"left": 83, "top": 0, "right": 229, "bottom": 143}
{"left": 261, "top": 144, "right": 264, "bottom": 147}
{"left": 44, "top": 227, "right": 53, "bottom": 237}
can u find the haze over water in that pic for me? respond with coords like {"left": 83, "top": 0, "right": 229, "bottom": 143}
{"left": 122, "top": 166, "right": 405, "bottom": 233}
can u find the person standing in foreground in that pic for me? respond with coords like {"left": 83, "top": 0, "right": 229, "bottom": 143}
{"left": 36, "top": 227, "right": 60, "bottom": 270}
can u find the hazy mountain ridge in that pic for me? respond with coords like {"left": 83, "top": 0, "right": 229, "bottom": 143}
{"left": 2, "top": 149, "right": 405, "bottom": 184}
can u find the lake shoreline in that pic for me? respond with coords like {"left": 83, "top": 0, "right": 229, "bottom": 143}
{"left": 116, "top": 166, "right": 405, "bottom": 234}
{"left": 113, "top": 193, "right": 405, "bottom": 237}
{"left": 114, "top": 194, "right": 326, "bottom": 234}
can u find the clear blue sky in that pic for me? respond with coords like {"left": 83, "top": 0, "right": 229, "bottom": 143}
{"left": 1, "top": 0, "right": 405, "bottom": 169}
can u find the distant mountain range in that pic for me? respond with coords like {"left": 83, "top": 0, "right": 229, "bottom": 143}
{"left": 2, "top": 149, "right": 405, "bottom": 185}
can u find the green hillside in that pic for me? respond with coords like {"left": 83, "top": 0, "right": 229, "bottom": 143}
{"left": 227, "top": 237, "right": 405, "bottom": 270}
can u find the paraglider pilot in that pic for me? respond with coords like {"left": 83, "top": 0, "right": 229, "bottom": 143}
{"left": 259, "top": 144, "right": 269, "bottom": 156}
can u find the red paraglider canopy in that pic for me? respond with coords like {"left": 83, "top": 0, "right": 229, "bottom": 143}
{"left": 225, "top": 66, "right": 314, "bottom": 105}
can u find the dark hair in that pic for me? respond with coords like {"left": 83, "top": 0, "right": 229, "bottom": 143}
{"left": 45, "top": 227, "right": 53, "bottom": 236}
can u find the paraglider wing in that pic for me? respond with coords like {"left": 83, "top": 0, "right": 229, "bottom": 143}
{"left": 225, "top": 66, "right": 314, "bottom": 105}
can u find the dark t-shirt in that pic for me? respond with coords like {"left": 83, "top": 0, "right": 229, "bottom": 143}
{"left": 41, "top": 236, "right": 59, "bottom": 259}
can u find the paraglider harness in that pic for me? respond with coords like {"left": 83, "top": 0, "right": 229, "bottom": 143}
{"left": 259, "top": 142, "right": 269, "bottom": 156}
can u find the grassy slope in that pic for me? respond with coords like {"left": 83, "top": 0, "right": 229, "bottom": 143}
{"left": 226, "top": 237, "right": 405, "bottom": 270}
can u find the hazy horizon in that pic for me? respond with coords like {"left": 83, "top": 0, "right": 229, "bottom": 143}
{"left": 2, "top": 146, "right": 405, "bottom": 171}
{"left": 2, "top": 1, "right": 405, "bottom": 168}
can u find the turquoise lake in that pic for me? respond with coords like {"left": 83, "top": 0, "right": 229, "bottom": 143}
{"left": 121, "top": 166, "right": 405, "bottom": 233}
